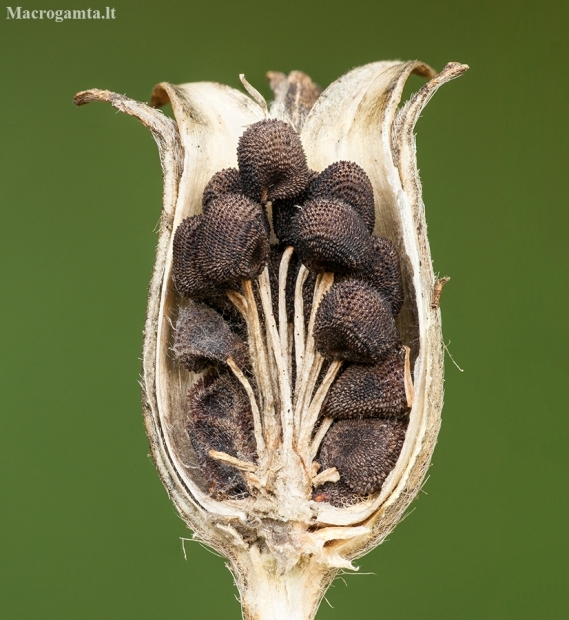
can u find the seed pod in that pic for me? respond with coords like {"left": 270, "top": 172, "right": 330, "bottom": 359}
{"left": 76, "top": 60, "right": 467, "bottom": 620}
{"left": 172, "top": 301, "right": 249, "bottom": 372}
{"left": 199, "top": 193, "right": 270, "bottom": 283}
{"left": 321, "top": 349, "right": 409, "bottom": 420}
{"left": 202, "top": 167, "right": 242, "bottom": 209}
{"left": 316, "top": 417, "right": 407, "bottom": 497}
{"left": 272, "top": 170, "right": 318, "bottom": 245}
{"left": 308, "top": 160, "right": 375, "bottom": 233}
{"left": 363, "top": 236, "right": 405, "bottom": 316}
{"left": 237, "top": 119, "right": 311, "bottom": 202}
{"left": 293, "top": 197, "right": 373, "bottom": 274}
{"left": 187, "top": 373, "right": 256, "bottom": 500}
{"left": 314, "top": 279, "right": 399, "bottom": 363}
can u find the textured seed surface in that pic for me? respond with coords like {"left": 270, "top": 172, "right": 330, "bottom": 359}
{"left": 314, "top": 279, "right": 399, "bottom": 363}
{"left": 170, "top": 116, "right": 410, "bottom": 507}
{"left": 308, "top": 161, "right": 375, "bottom": 233}
{"left": 172, "top": 302, "right": 249, "bottom": 372}
{"left": 199, "top": 194, "right": 270, "bottom": 283}
{"left": 362, "top": 236, "right": 404, "bottom": 316}
{"left": 292, "top": 198, "right": 373, "bottom": 274}
{"left": 187, "top": 373, "right": 256, "bottom": 499}
{"left": 272, "top": 170, "right": 318, "bottom": 245}
{"left": 237, "top": 119, "right": 311, "bottom": 202}
{"left": 316, "top": 418, "right": 407, "bottom": 498}
{"left": 321, "top": 349, "right": 409, "bottom": 420}
{"left": 202, "top": 167, "right": 243, "bottom": 209}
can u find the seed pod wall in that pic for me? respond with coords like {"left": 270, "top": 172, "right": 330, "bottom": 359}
{"left": 75, "top": 60, "right": 468, "bottom": 620}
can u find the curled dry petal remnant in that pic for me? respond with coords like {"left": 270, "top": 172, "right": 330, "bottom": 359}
{"left": 75, "top": 60, "right": 468, "bottom": 620}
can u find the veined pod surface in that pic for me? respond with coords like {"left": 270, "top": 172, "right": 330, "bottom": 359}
{"left": 75, "top": 60, "right": 467, "bottom": 620}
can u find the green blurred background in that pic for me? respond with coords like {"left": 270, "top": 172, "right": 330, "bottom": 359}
{"left": 1, "top": 0, "right": 567, "bottom": 618}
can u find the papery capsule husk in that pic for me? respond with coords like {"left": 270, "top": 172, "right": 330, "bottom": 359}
{"left": 75, "top": 60, "right": 467, "bottom": 620}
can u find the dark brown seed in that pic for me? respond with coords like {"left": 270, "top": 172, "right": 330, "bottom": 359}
{"left": 292, "top": 198, "right": 373, "bottom": 274}
{"left": 199, "top": 194, "right": 270, "bottom": 284}
{"left": 314, "top": 279, "right": 399, "bottom": 363}
{"left": 172, "top": 302, "right": 249, "bottom": 372}
{"left": 308, "top": 161, "right": 375, "bottom": 233}
{"left": 272, "top": 170, "right": 318, "bottom": 245}
{"left": 187, "top": 373, "right": 256, "bottom": 499}
{"left": 362, "top": 236, "right": 404, "bottom": 316}
{"left": 237, "top": 119, "right": 311, "bottom": 203}
{"left": 172, "top": 215, "right": 212, "bottom": 299}
{"left": 317, "top": 418, "right": 407, "bottom": 496}
{"left": 202, "top": 168, "right": 243, "bottom": 209}
{"left": 321, "top": 349, "right": 409, "bottom": 420}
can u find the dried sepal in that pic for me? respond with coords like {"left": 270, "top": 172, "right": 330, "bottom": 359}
{"left": 75, "top": 59, "right": 468, "bottom": 620}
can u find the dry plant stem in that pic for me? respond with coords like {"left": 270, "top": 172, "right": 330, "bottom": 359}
{"left": 310, "top": 417, "right": 334, "bottom": 460}
{"left": 293, "top": 273, "right": 334, "bottom": 416}
{"left": 226, "top": 356, "right": 266, "bottom": 455}
{"left": 257, "top": 268, "right": 294, "bottom": 452}
{"left": 241, "top": 279, "right": 279, "bottom": 449}
{"left": 299, "top": 360, "right": 342, "bottom": 451}
{"left": 293, "top": 265, "right": 309, "bottom": 391}
{"left": 278, "top": 247, "right": 294, "bottom": 356}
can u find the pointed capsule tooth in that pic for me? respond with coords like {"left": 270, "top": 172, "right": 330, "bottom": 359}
{"left": 172, "top": 302, "right": 249, "bottom": 372}
{"left": 202, "top": 167, "right": 243, "bottom": 209}
{"left": 199, "top": 194, "right": 270, "bottom": 283}
{"left": 237, "top": 119, "right": 311, "bottom": 203}
{"left": 187, "top": 373, "right": 256, "bottom": 500}
{"left": 308, "top": 161, "right": 375, "bottom": 233}
{"left": 314, "top": 279, "right": 399, "bottom": 363}
{"left": 321, "top": 349, "right": 409, "bottom": 420}
{"left": 317, "top": 418, "right": 407, "bottom": 498}
{"left": 292, "top": 198, "right": 373, "bottom": 274}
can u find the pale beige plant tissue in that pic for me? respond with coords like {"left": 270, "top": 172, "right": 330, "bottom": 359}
{"left": 75, "top": 59, "right": 467, "bottom": 620}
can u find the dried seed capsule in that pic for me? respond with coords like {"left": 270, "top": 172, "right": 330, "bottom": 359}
{"left": 272, "top": 170, "right": 318, "bottom": 245}
{"left": 292, "top": 198, "right": 373, "bottom": 274}
{"left": 308, "top": 161, "right": 375, "bottom": 233}
{"left": 314, "top": 279, "right": 399, "bottom": 363}
{"left": 202, "top": 167, "right": 243, "bottom": 209}
{"left": 187, "top": 373, "right": 256, "bottom": 499}
{"left": 317, "top": 418, "right": 407, "bottom": 497}
{"left": 321, "top": 349, "right": 409, "bottom": 420}
{"left": 237, "top": 119, "right": 311, "bottom": 203}
{"left": 172, "top": 302, "right": 249, "bottom": 372}
{"left": 362, "top": 236, "right": 404, "bottom": 316}
{"left": 199, "top": 194, "right": 270, "bottom": 284}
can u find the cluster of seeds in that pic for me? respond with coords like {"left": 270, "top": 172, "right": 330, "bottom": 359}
{"left": 171, "top": 118, "right": 411, "bottom": 505}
